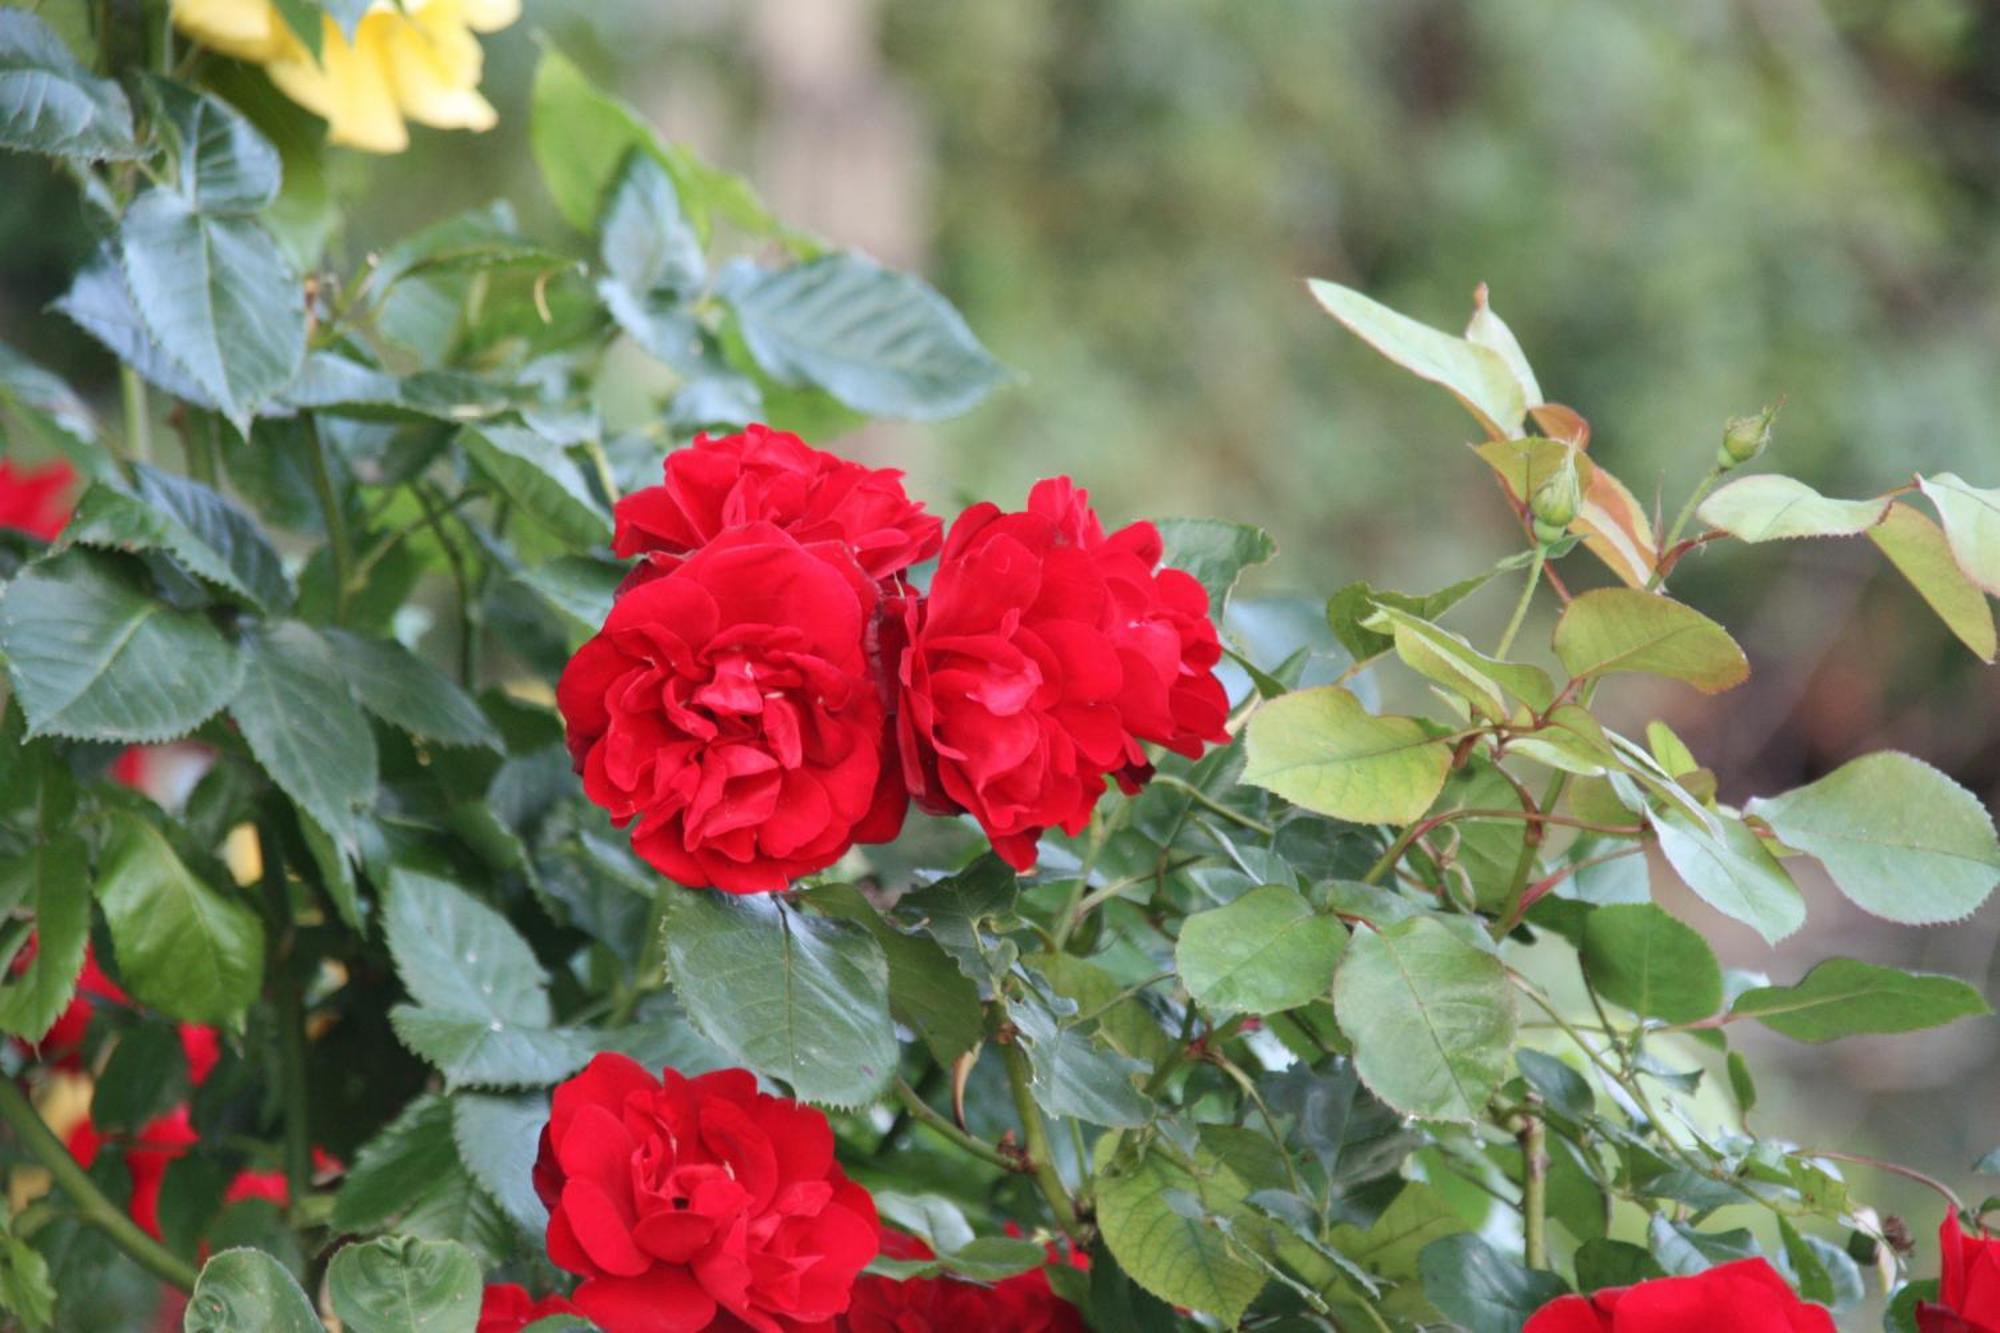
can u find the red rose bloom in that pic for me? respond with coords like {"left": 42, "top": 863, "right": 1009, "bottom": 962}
{"left": 893, "top": 477, "right": 1228, "bottom": 870}
{"left": 558, "top": 522, "right": 904, "bottom": 892}
{"left": 1921, "top": 1215, "right": 2000, "bottom": 1332}
{"left": 534, "top": 1054, "right": 879, "bottom": 1332}
{"left": 615, "top": 426, "right": 941, "bottom": 588}
{"left": 477, "top": 1284, "right": 584, "bottom": 1332}
{"left": 842, "top": 1228, "right": 1087, "bottom": 1333}
{"left": 0, "top": 458, "right": 75, "bottom": 540}
{"left": 67, "top": 1105, "right": 200, "bottom": 1240}
{"left": 1524, "top": 1258, "right": 1834, "bottom": 1332}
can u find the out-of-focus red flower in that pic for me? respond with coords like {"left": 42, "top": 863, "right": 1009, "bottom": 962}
{"left": 1523, "top": 1257, "right": 1834, "bottom": 1332}
{"left": 15, "top": 943, "right": 221, "bottom": 1088}
{"left": 1920, "top": 1214, "right": 2000, "bottom": 1332}
{"left": 477, "top": 1283, "right": 584, "bottom": 1332}
{"left": 533, "top": 1053, "right": 879, "bottom": 1331}
{"left": 179, "top": 1025, "right": 221, "bottom": 1087}
{"left": 614, "top": 425, "right": 942, "bottom": 589}
{"left": 0, "top": 458, "right": 75, "bottom": 541}
{"left": 220, "top": 1148, "right": 343, "bottom": 1208}
{"left": 67, "top": 1105, "right": 200, "bottom": 1240}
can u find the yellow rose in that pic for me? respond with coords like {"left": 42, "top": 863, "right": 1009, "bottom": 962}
{"left": 170, "top": 0, "right": 521, "bottom": 154}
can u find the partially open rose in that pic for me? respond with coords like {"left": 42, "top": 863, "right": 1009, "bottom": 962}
{"left": 534, "top": 1054, "right": 879, "bottom": 1331}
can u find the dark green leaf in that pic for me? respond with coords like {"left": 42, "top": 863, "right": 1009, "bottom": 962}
{"left": 327, "top": 1236, "right": 481, "bottom": 1333}
{"left": 1647, "top": 1216, "right": 1759, "bottom": 1275}
{"left": 143, "top": 77, "right": 279, "bottom": 213}
{"left": 63, "top": 462, "right": 292, "bottom": 613}
{"left": 95, "top": 810, "right": 262, "bottom": 1026}
{"left": 1728, "top": 958, "right": 1990, "bottom": 1043}
{"left": 0, "top": 549, "right": 241, "bottom": 742}
{"left": 0, "top": 342, "right": 101, "bottom": 469}
{"left": 389, "top": 1009, "right": 594, "bottom": 1092}
{"left": 1727, "top": 1051, "right": 1757, "bottom": 1116}
{"left": 53, "top": 249, "right": 216, "bottom": 408}
{"left": 663, "top": 891, "right": 896, "bottom": 1108}
{"left": 808, "top": 883, "right": 983, "bottom": 1065}
{"left": 721, "top": 252, "right": 1006, "bottom": 419}
{"left": 89, "top": 1024, "right": 184, "bottom": 1133}
{"left": 183, "top": 1249, "right": 320, "bottom": 1333}
{"left": 1176, "top": 884, "right": 1346, "bottom": 1019}
{"left": 0, "top": 834, "right": 87, "bottom": 1040}
{"left": 1154, "top": 518, "right": 1276, "bottom": 614}
{"left": 331, "top": 1096, "right": 516, "bottom": 1261}
{"left": 1007, "top": 977, "right": 1153, "bottom": 1129}
{"left": 1419, "top": 1233, "right": 1569, "bottom": 1333}
{"left": 891, "top": 854, "right": 1020, "bottom": 996}
{"left": 1572, "top": 1238, "right": 1663, "bottom": 1290}
{"left": 1095, "top": 1147, "right": 1266, "bottom": 1324}
{"left": 460, "top": 425, "right": 611, "bottom": 548}
{"left": 0, "top": 11, "right": 139, "bottom": 160}
{"left": 1517, "top": 1050, "right": 1593, "bottom": 1120}
{"left": 230, "top": 622, "right": 377, "bottom": 849}
{"left": 1580, "top": 903, "right": 1722, "bottom": 1025}
{"left": 324, "top": 630, "right": 502, "bottom": 750}
{"left": 450, "top": 1093, "right": 549, "bottom": 1239}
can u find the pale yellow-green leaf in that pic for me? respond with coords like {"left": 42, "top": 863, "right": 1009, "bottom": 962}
{"left": 1242, "top": 686, "right": 1451, "bottom": 825}
{"left": 1918, "top": 472, "right": 2000, "bottom": 596}
{"left": 1463, "top": 283, "right": 1542, "bottom": 405}
{"left": 1366, "top": 602, "right": 1555, "bottom": 718}
{"left": 1867, "top": 501, "right": 1996, "bottom": 662}
{"left": 1698, "top": 474, "right": 1892, "bottom": 543}
{"left": 1307, "top": 278, "right": 1525, "bottom": 440}
{"left": 1553, "top": 588, "right": 1748, "bottom": 693}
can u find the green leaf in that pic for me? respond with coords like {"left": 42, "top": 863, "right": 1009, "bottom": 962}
{"left": 598, "top": 151, "right": 706, "bottom": 365}
{"left": 808, "top": 883, "right": 983, "bottom": 1065}
{"left": 1748, "top": 751, "right": 2000, "bottom": 926}
{"left": 389, "top": 1010, "right": 594, "bottom": 1092}
{"left": 0, "top": 11, "right": 139, "bottom": 160}
{"left": 143, "top": 77, "right": 280, "bottom": 214}
{"left": 1647, "top": 1216, "right": 1760, "bottom": 1275}
{"left": 1028, "top": 952, "right": 1175, "bottom": 1070}
{"left": 1325, "top": 1182, "right": 1464, "bottom": 1316}
{"left": 1580, "top": 903, "right": 1722, "bottom": 1024}
{"left": 869, "top": 1194, "right": 1047, "bottom": 1281}
{"left": 1553, "top": 588, "right": 1748, "bottom": 693}
{"left": 331, "top": 1096, "right": 514, "bottom": 1261}
{"left": 1652, "top": 810, "right": 1806, "bottom": 944}
{"left": 0, "top": 342, "right": 101, "bottom": 469}
{"left": 324, "top": 630, "right": 502, "bottom": 750}
{"left": 460, "top": 425, "right": 611, "bottom": 548}
{"left": 1176, "top": 884, "right": 1346, "bottom": 1019}
{"left": 449, "top": 1094, "right": 549, "bottom": 1239}
{"left": 1307, "top": 279, "right": 1526, "bottom": 440}
{"left": 1729, "top": 958, "right": 1990, "bottom": 1043}
{"left": 1333, "top": 915, "right": 1516, "bottom": 1122}
{"left": 720, "top": 252, "right": 1007, "bottom": 420}
{"left": 62, "top": 462, "right": 291, "bottom": 613}
{"left": 1242, "top": 686, "right": 1451, "bottom": 825}
{"left": 1517, "top": 1049, "right": 1593, "bottom": 1120}
{"left": 1697, "top": 475, "right": 1891, "bottom": 543}
{"left": 663, "top": 891, "right": 895, "bottom": 1107}
{"left": 1574, "top": 1238, "right": 1664, "bottom": 1290}
{"left": 328, "top": 1236, "right": 481, "bottom": 1333}
{"left": 0, "top": 1221, "right": 55, "bottom": 1331}
{"left": 1154, "top": 518, "right": 1276, "bottom": 614}
{"left": 95, "top": 810, "right": 262, "bottom": 1027}
{"left": 1869, "top": 501, "right": 1997, "bottom": 662}
{"left": 1726, "top": 1051, "right": 1758, "bottom": 1115}
{"left": 230, "top": 622, "right": 377, "bottom": 849}
{"left": 1366, "top": 602, "right": 1555, "bottom": 718}
{"left": 1419, "top": 1233, "right": 1570, "bottom": 1333}
{"left": 118, "top": 190, "right": 304, "bottom": 433}
{"left": 53, "top": 249, "right": 216, "bottom": 408}
{"left": 891, "top": 854, "right": 1020, "bottom": 996}
{"left": 183, "top": 1249, "right": 320, "bottom": 1333}
{"left": 1325, "top": 566, "right": 1503, "bottom": 664}
{"left": 1918, "top": 472, "right": 2000, "bottom": 596}
{"left": 1095, "top": 1148, "right": 1267, "bottom": 1324}
{"left": 0, "top": 834, "right": 87, "bottom": 1041}
{"left": 1008, "top": 978, "right": 1153, "bottom": 1129}
{"left": 0, "top": 549, "right": 242, "bottom": 742}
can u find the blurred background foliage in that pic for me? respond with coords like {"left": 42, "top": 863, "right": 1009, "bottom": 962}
{"left": 4, "top": 0, "right": 1998, "bottom": 1269}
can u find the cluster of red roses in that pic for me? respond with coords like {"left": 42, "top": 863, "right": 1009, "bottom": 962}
{"left": 516, "top": 1053, "right": 1087, "bottom": 1332}
{"left": 556, "top": 426, "right": 1230, "bottom": 893}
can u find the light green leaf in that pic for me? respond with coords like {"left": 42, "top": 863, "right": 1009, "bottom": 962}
{"left": 1553, "top": 588, "right": 1748, "bottom": 693}
{"left": 1154, "top": 518, "right": 1276, "bottom": 614}
{"left": 663, "top": 891, "right": 896, "bottom": 1108}
{"left": 119, "top": 190, "right": 304, "bottom": 433}
{"left": 0, "top": 11, "right": 139, "bottom": 160}
{"left": 62, "top": 462, "right": 292, "bottom": 613}
{"left": 461, "top": 425, "right": 611, "bottom": 548}
{"left": 721, "top": 252, "right": 1007, "bottom": 420}
{"left": 1652, "top": 809, "right": 1805, "bottom": 944}
{"left": 144, "top": 77, "right": 280, "bottom": 214}
{"left": 1748, "top": 751, "right": 2000, "bottom": 925}
{"left": 1729, "top": 958, "right": 1990, "bottom": 1043}
{"left": 600, "top": 147, "right": 704, "bottom": 296}
{"left": 324, "top": 630, "right": 501, "bottom": 750}
{"left": 1333, "top": 915, "right": 1516, "bottom": 1122}
{"left": 1325, "top": 1182, "right": 1464, "bottom": 1318}
{"left": 1580, "top": 903, "right": 1722, "bottom": 1024}
{"left": 383, "top": 869, "right": 551, "bottom": 1025}
{"left": 1367, "top": 602, "right": 1555, "bottom": 717}
{"left": 1007, "top": 978, "right": 1153, "bottom": 1129}
{"left": 183, "top": 1249, "right": 320, "bottom": 1333}
{"left": 1918, "top": 472, "right": 2000, "bottom": 596}
{"left": 1697, "top": 474, "right": 1890, "bottom": 543}
{"left": 1095, "top": 1147, "right": 1267, "bottom": 1324}
{"left": 0, "top": 549, "right": 242, "bottom": 742}
{"left": 1869, "top": 501, "right": 1997, "bottom": 662}
{"left": 808, "top": 883, "right": 982, "bottom": 1066}
{"left": 1326, "top": 566, "right": 1505, "bottom": 663}
{"left": 95, "top": 811, "right": 263, "bottom": 1027}
{"left": 327, "top": 1236, "right": 481, "bottom": 1333}
{"left": 450, "top": 1094, "right": 550, "bottom": 1239}
{"left": 1176, "top": 884, "right": 1347, "bottom": 1019}
{"left": 1307, "top": 278, "right": 1525, "bottom": 439}
{"left": 230, "top": 622, "right": 377, "bottom": 850}
{"left": 1242, "top": 686, "right": 1451, "bottom": 825}
{"left": 53, "top": 249, "right": 216, "bottom": 408}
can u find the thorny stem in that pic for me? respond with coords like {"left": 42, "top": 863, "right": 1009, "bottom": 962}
{"left": 1002, "top": 1043, "right": 1083, "bottom": 1237}
{"left": 891, "top": 1078, "right": 1018, "bottom": 1174}
{"left": 1519, "top": 1101, "right": 1549, "bottom": 1268}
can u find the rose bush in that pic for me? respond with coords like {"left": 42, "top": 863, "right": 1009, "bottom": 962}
{"left": 2, "top": 5, "right": 2000, "bottom": 1333}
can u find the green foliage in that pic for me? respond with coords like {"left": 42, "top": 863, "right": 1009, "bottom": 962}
{"left": 0, "top": 12, "right": 139, "bottom": 161}
{"left": 1551, "top": 588, "right": 1749, "bottom": 694}
{"left": 95, "top": 811, "right": 263, "bottom": 1027}
{"left": 1728, "top": 959, "right": 1992, "bottom": 1043}
{"left": 1176, "top": 884, "right": 1346, "bottom": 1020}
{"left": 182, "top": 1249, "right": 320, "bottom": 1333}
{"left": 1242, "top": 685, "right": 1451, "bottom": 825}
{"left": 1094, "top": 1145, "right": 1267, "bottom": 1323}
{"left": 327, "top": 1236, "right": 482, "bottom": 1333}
{"left": 1580, "top": 903, "right": 1722, "bottom": 1025}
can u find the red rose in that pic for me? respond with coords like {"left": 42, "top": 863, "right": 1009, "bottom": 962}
{"left": 558, "top": 522, "right": 904, "bottom": 892}
{"left": 842, "top": 1228, "right": 1087, "bottom": 1333}
{"left": 534, "top": 1054, "right": 879, "bottom": 1331}
{"left": 1524, "top": 1258, "right": 1834, "bottom": 1332}
{"left": 67, "top": 1105, "right": 199, "bottom": 1241}
{"left": 615, "top": 426, "right": 941, "bottom": 588}
{"left": 221, "top": 1148, "right": 342, "bottom": 1208}
{"left": 477, "top": 1283, "right": 583, "bottom": 1332}
{"left": 0, "top": 458, "right": 75, "bottom": 541}
{"left": 893, "top": 478, "right": 1227, "bottom": 870}
{"left": 1921, "top": 1215, "right": 2000, "bottom": 1332}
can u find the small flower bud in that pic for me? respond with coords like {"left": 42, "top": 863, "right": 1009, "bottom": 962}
{"left": 1530, "top": 455, "right": 1582, "bottom": 545}
{"left": 1718, "top": 404, "right": 1778, "bottom": 469}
